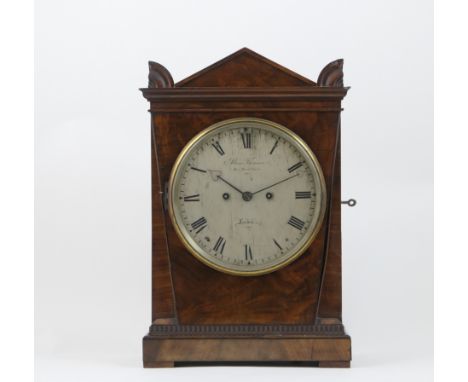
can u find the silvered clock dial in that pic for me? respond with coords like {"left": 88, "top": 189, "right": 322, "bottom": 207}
{"left": 168, "top": 118, "right": 326, "bottom": 276}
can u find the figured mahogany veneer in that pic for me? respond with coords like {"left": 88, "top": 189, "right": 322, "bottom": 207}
{"left": 141, "top": 48, "right": 351, "bottom": 367}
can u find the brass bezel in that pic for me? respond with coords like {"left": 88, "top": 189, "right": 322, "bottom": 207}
{"left": 168, "top": 117, "right": 327, "bottom": 276}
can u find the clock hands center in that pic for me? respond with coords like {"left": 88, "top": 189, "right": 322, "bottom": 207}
{"left": 215, "top": 173, "right": 299, "bottom": 201}
{"left": 216, "top": 175, "right": 253, "bottom": 202}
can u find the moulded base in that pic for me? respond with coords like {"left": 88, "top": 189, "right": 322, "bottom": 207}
{"left": 143, "top": 333, "right": 351, "bottom": 368}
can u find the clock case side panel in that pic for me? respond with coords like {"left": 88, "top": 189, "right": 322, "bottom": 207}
{"left": 316, "top": 58, "right": 345, "bottom": 320}
{"left": 148, "top": 62, "right": 177, "bottom": 323}
{"left": 317, "top": 124, "right": 342, "bottom": 319}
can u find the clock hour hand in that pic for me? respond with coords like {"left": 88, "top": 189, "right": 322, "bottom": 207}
{"left": 216, "top": 175, "right": 244, "bottom": 195}
{"left": 252, "top": 174, "right": 299, "bottom": 195}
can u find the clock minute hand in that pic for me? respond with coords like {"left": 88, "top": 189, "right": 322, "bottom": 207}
{"left": 252, "top": 174, "right": 299, "bottom": 195}
{"left": 216, "top": 175, "right": 244, "bottom": 194}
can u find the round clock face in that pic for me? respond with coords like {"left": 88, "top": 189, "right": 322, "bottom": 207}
{"left": 168, "top": 118, "right": 326, "bottom": 276}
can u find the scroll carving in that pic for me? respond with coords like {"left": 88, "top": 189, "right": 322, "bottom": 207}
{"left": 317, "top": 59, "right": 344, "bottom": 87}
{"left": 148, "top": 61, "right": 174, "bottom": 88}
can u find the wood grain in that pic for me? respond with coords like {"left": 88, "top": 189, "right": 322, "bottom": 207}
{"left": 176, "top": 48, "right": 316, "bottom": 87}
{"left": 143, "top": 337, "right": 351, "bottom": 365}
{"left": 318, "top": 123, "right": 343, "bottom": 318}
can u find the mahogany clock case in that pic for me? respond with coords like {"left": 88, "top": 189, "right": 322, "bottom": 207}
{"left": 141, "top": 48, "right": 351, "bottom": 368}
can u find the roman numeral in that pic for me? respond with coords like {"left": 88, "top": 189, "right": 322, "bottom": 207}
{"left": 183, "top": 194, "right": 200, "bottom": 202}
{"left": 213, "top": 236, "right": 226, "bottom": 254}
{"left": 191, "top": 217, "right": 207, "bottom": 233}
{"left": 288, "top": 161, "right": 304, "bottom": 173}
{"left": 288, "top": 216, "right": 305, "bottom": 230}
{"left": 244, "top": 244, "right": 253, "bottom": 260}
{"left": 190, "top": 166, "right": 206, "bottom": 173}
{"left": 273, "top": 239, "right": 283, "bottom": 250}
{"left": 241, "top": 131, "right": 252, "bottom": 148}
{"left": 295, "top": 191, "right": 311, "bottom": 199}
{"left": 269, "top": 139, "right": 279, "bottom": 154}
{"left": 211, "top": 141, "right": 225, "bottom": 155}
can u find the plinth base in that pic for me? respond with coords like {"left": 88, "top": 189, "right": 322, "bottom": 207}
{"left": 143, "top": 332, "right": 351, "bottom": 368}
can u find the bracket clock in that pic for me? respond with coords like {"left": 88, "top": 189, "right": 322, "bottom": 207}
{"left": 141, "top": 48, "right": 352, "bottom": 368}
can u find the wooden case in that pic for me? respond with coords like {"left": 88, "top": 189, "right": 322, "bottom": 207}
{"left": 140, "top": 48, "right": 351, "bottom": 368}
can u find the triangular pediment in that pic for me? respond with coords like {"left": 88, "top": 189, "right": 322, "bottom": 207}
{"left": 175, "top": 48, "right": 316, "bottom": 87}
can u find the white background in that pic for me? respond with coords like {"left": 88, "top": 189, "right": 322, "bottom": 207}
{"left": 35, "top": 0, "right": 433, "bottom": 381}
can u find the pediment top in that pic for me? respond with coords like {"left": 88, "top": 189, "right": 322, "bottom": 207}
{"left": 144, "top": 48, "right": 345, "bottom": 90}
{"left": 175, "top": 47, "right": 317, "bottom": 87}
